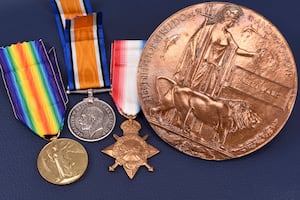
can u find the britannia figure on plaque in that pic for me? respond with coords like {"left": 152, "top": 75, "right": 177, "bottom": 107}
{"left": 175, "top": 4, "right": 256, "bottom": 96}
{"left": 152, "top": 4, "right": 263, "bottom": 147}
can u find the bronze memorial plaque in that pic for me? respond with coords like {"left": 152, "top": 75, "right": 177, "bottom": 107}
{"left": 137, "top": 2, "right": 297, "bottom": 160}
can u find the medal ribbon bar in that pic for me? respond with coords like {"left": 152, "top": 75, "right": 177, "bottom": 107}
{"left": 51, "top": 0, "right": 109, "bottom": 91}
{"left": 50, "top": 0, "right": 92, "bottom": 46}
{"left": 0, "top": 40, "right": 67, "bottom": 138}
{"left": 110, "top": 40, "right": 146, "bottom": 116}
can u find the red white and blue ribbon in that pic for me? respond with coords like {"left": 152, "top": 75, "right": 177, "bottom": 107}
{"left": 111, "top": 40, "right": 146, "bottom": 116}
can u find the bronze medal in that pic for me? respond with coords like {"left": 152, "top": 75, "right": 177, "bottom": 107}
{"left": 37, "top": 138, "right": 88, "bottom": 185}
{"left": 102, "top": 119, "right": 159, "bottom": 179}
{"left": 137, "top": 2, "right": 297, "bottom": 160}
{"left": 102, "top": 40, "right": 159, "bottom": 179}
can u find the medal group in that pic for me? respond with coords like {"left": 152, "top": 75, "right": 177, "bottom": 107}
{"left": 0, "top": 0, "right": 158, "bottom": 184}
{"left": 0, "top": 0, "right": 297, "bottom": 185}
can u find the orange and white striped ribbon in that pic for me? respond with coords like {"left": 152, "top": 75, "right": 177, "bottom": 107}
{"left": 51, "top": 0, "right": 110, "bottom": 91}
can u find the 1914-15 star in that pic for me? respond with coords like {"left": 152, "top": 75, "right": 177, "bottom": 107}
{"left": 102, "top": 119, "right": 159, "bottom": 179}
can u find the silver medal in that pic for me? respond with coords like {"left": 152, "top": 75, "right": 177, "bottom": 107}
{"left": 68, "top": 92, "right": 116, "bottom": 142}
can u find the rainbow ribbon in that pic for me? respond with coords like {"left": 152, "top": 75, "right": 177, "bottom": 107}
{"left": 51, "top": 0, "right": 110, "bottom": 91}
{"left": 111, "top": 40, "right": 146, "bottom": 116}
{"left": 0, "top": 40, "right": 67, "bottom": 139}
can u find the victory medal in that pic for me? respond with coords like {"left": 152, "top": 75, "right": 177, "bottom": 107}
{"left": 37, "top": 137, "right": 88, "bottom": 185}
{"left": 0, "top": 40, "right": 88, "bottom": 185}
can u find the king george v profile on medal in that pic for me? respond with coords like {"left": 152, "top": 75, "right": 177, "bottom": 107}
{"left": 78, "top": 106, "right": 105, "bottom": 138}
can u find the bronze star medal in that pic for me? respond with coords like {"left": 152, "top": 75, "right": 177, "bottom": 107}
{"left": 102, "top": 119, "right": 159, "bottom": 179}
